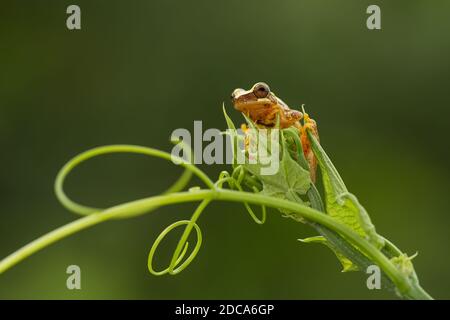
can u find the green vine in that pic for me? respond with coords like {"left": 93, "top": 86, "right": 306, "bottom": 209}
{"left": 0, "top": 109, "right": 433, "bottom": 300}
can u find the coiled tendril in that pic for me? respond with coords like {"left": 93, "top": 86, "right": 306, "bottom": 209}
{"left": 54, "top": 143, "right": 266, "bottom": 276}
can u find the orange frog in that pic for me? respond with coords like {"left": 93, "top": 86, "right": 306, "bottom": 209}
{"left": 231, "top": 82, "right": 319, "bottom": 182}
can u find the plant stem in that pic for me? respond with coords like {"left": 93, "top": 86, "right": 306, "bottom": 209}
{"left": 0, "top": 188, "right": 433, "bottom": 299}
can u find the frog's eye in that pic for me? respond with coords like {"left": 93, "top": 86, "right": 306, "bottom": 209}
{"left": 253, "top": 82, "right": 270, "bottom": 98}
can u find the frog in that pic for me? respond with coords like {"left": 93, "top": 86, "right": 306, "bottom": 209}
{"left": 231, "top": 82, "right": 319, "bottom": 182}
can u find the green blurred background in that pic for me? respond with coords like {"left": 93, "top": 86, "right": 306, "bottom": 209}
{"left": 1, "top": 0, "right": 449, "bottom": 299}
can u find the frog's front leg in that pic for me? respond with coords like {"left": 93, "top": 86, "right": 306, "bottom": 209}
{"left": 298, "top": 113, "right": 319, "bottom": 183}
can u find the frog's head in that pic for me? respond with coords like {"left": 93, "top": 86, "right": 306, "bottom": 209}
{"left": 231, "top": 82, "right": 278, "bottom": 113}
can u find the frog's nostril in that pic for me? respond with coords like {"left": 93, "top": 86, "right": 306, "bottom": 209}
{"left": 231, "top": 88, "right": 244, "bottom": 100}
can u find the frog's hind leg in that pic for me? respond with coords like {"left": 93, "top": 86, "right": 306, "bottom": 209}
{"left": 302, "top": 114, "right": 319, "bottom": 142}
{"left": 299, "top": 113, "right": 319, "bottom": 183}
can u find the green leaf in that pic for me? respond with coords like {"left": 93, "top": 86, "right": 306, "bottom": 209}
{"left": 308, "top": 131, "right": 385, "bottom": 250}
{"left": 243, "top": 131, "right": 311, "bottom": 212}
{"left": 222, "top": 104, "right": 244, "bottom": 167}
{"left": 299, "top": 236, "right": 358, "bottom": 272}
{"left": 233, "top": 111, "right": 375, "bottom": 271}
{"left": 222, "top": 103, "right": 237, "bottom": 131}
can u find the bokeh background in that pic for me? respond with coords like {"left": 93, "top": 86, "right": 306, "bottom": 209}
{"left": 1, "top": 0, "right": 449, "bottom": 299}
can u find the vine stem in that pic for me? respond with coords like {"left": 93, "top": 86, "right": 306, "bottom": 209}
{"left": 0, "top": 188, "right": 432, "bottom": 299}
